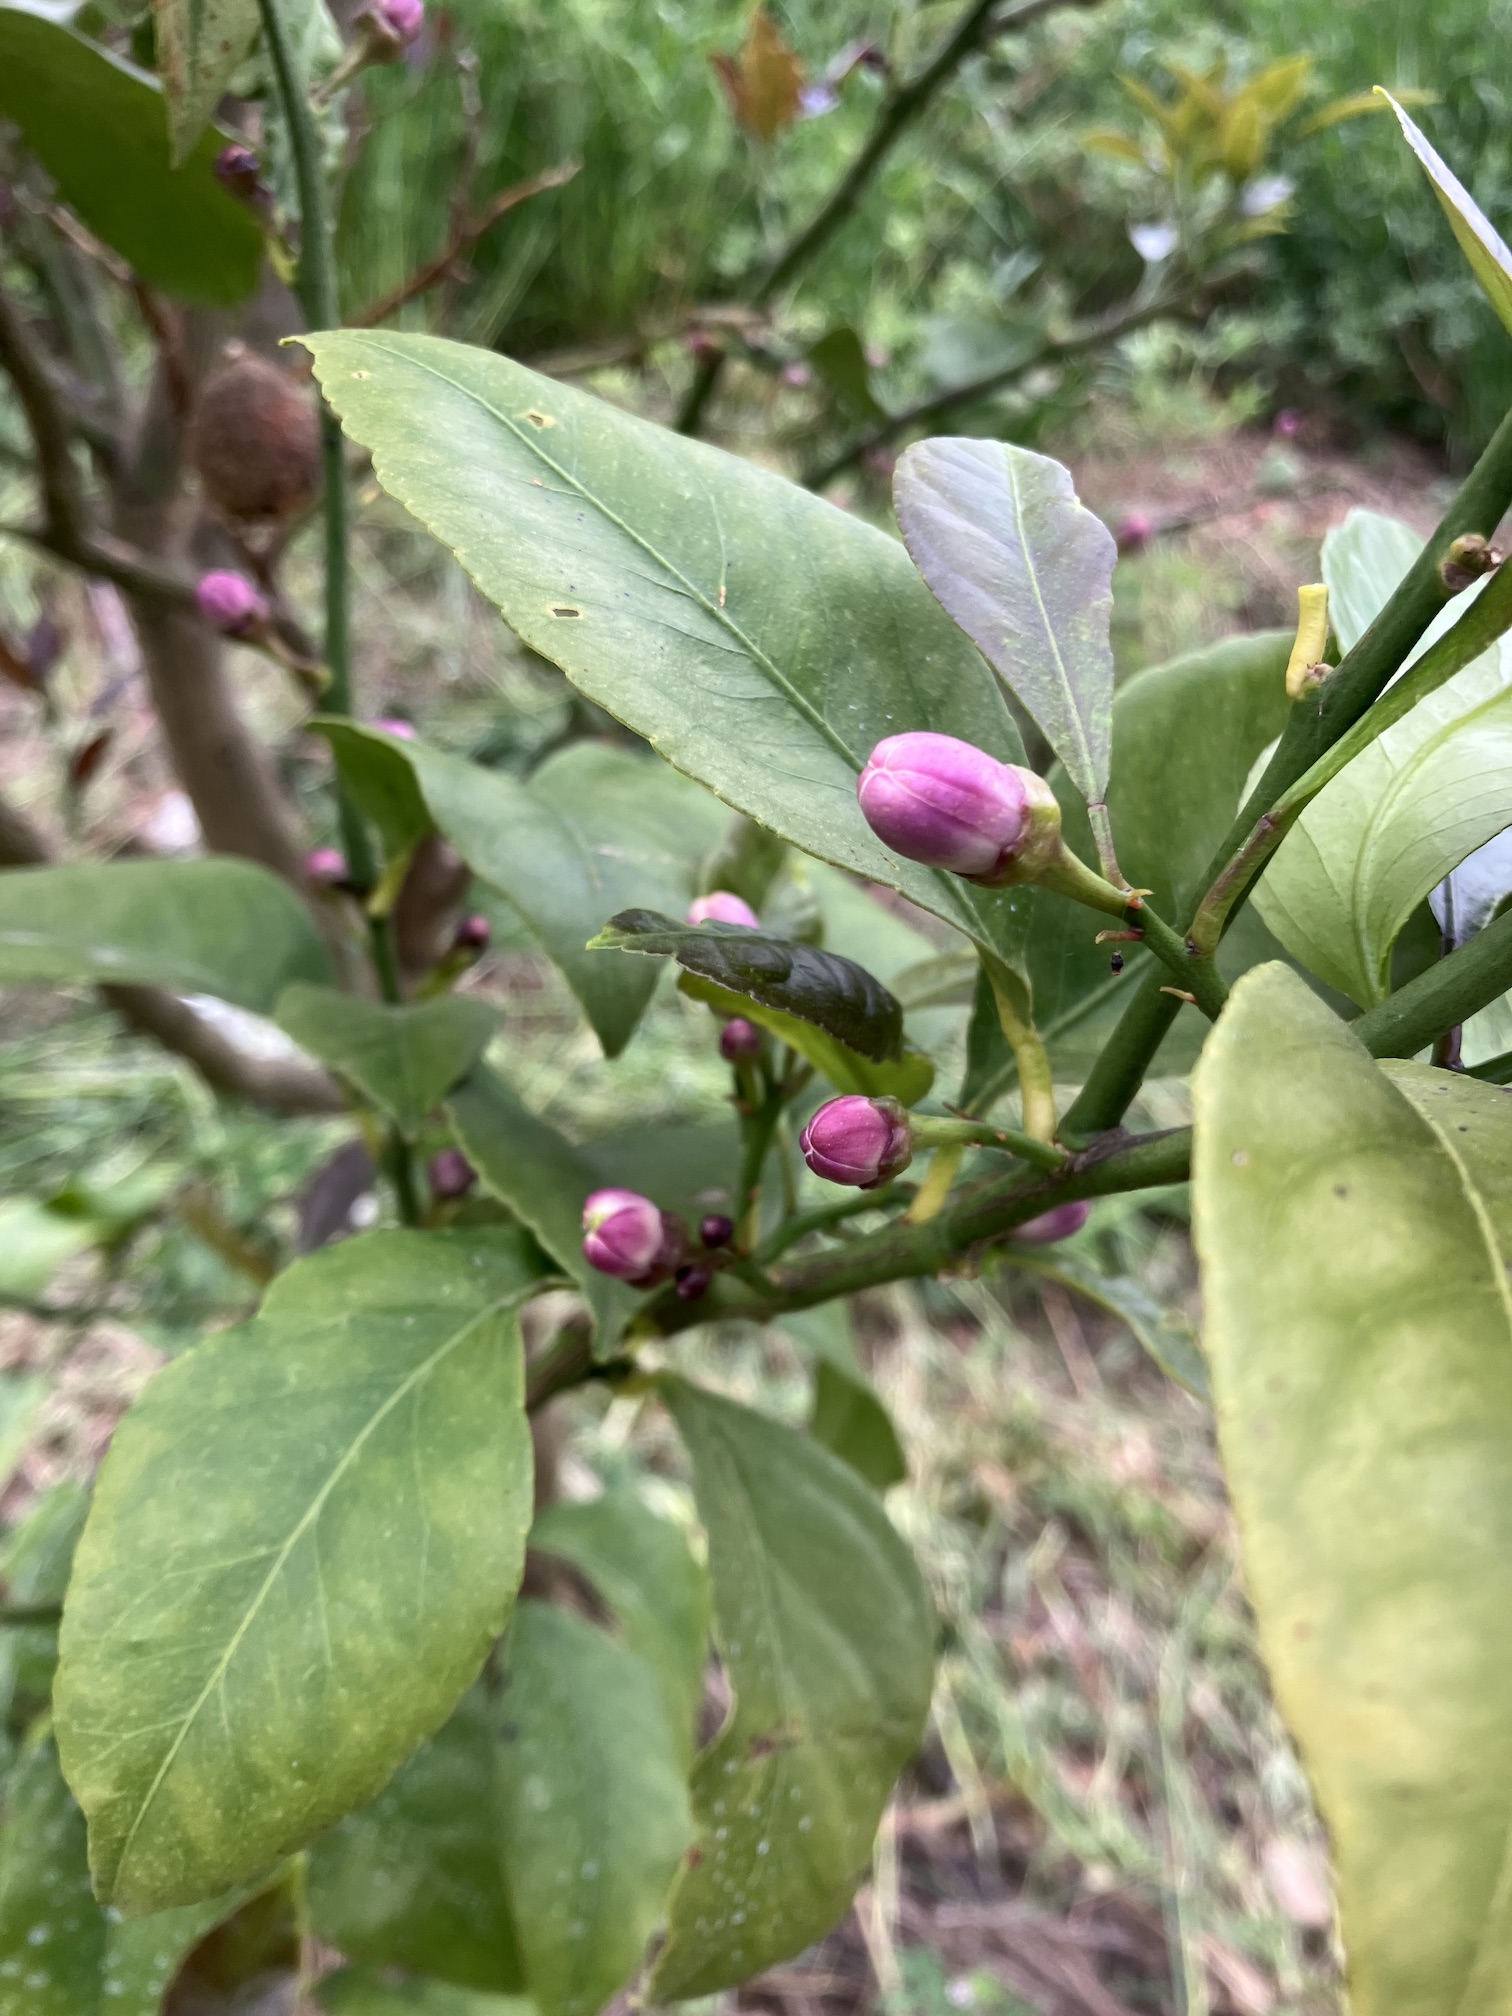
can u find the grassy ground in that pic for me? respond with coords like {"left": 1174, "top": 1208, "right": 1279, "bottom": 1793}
{"left": 0, "top": 373, "right": 1425, "bottom": 2015}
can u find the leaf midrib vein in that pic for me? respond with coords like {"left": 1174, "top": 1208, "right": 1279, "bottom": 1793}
{"left": 1006, "top": 456, "right": 1096, "bottom": 789}
{"left": 109, "top": 1286, "right": 527, "bottom": 1896}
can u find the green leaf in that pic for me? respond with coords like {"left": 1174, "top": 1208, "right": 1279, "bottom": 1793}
{"left": 529, "top": 1493, "right": 712, "bottom": 1771}
{"left": 968, "top": 632, "right": 1294, "bottom": 1106}
{"left": 446, "top": 1066, "right": 636, "bottom": 1354}
{"left": 682, "top": 971, "right": 935, "bottom": 1104}
{"left": 652, "top": 1380, "right": 934, "bottom": 1998}
{"left": 1001, "top": 1249, "right": 1209, "bottom": 1398}
{"left": 0, "top": 1200, "right": 96, "bottom": 1303}
{"left": 298, "top": 331, "right": 1029, "bottom": 968}
{"left": 317, "top": 724, "right": 436, "bottom": 863}
{"left": 319, "top": 1970, "right": 530, "bottom": 2016}
{"left": 308, "top": 1686, "right": 522, "bottom": 1993}
{"left": 895, "top": 438, "right": 1118, "bottom": 818}
{"left": 592, "top": 910, "right": 905, "bottom": 1062}
{"left": 0, "top": 859, "right": 331, "bottom": 1011}
{"left": 152, "top": 0, "right": 262, "bottom": 167}
{"left": 276, "top": 985, "right": 498, "bottom": 1139}
{"left": 806, "top": 327, "right": 885, "bottom": 420}
{"left": 54, "top": 1230, "right": 537, "bottom": 1913}
{"left": 0, "top": 1485, "right": 86, "bottom": 1734}
{"left": 1382, "top": 90, "right": 1512, "bottom": 338}
{"left": 318, "top": 728, "right": 727, "bottom": 1057}
{"left": 495, "top": 1602, "right": 693, "bottom": 2016}
{"left": 0, "top": 4, "right": 262, "bottom": 305}
{"left": 1193, "top": 961, "right": 1512, "bottom": 2015}
{"left": 0, "top": 1733, "right": 103, "bottom": 2016}
{"left": 1252, "top": 623, "right": 1512, "bottom": 1006}
{"left": 777, "top": 1304, "right": 907, "bottom": 1491}
{"left": 584, "top": 1120, "right": 740, "bottom": 1229}
{"left": 1379, "top": 1060, "right": 1512, "bottom": 1259}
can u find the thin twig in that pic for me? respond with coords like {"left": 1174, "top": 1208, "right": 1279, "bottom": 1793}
{"left": 0, "top": 276, "right": 88, "bottom": 550}
{"left": 350, "top": 162, "right": 580, "bottom": 329}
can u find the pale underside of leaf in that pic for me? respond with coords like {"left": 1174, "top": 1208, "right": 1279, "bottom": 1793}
{"left": 154, "top": 0, "right": 262, "bottom": 166}
{"left": 1382, "top": 90, "right": 1512, "bottom": 338}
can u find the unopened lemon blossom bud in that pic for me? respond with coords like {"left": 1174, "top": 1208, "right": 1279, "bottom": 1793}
{"left": 453, "top": 914, "right": 491, "bottom": 953}
{"left": 857, "top": 732, "right": 1061, "bottom": 888}
{"left": 428, "top": 1149, "right": 476, "bottom": 1201}
{"left": 1012, "top": 1200, "right": 1090, "bottom": 1244}
{"left": 689, "top": 890, "right": 760, "bottom": 929}
{"left": 799, "top": 1095, "right": 913, "bottom": 1189}
{"left": 675, "top": 1262, "right": 713, "bottom": 1301}
{"left": 719, "top": 1016, "right": 761, "bottom": 1062}
{"left": 581, "top": 1188, "right": 684, "bottom": 1285}
{"left": 365, "top": 0, "right": 423, "bottom": 46}
{"left": 700, "top": 1213, "right": 735, "bottom": 1249}
{"left": 375, "top": 715, "right": 417, "bottom": 740}
{"left": 306, "top": 846, "right": 348, "bottom": 886}
{"left": 196, "top": 570, "right": 268, "bottom": 639}
{"left": 213, "top": 145, "right": 269, "bottom": 214}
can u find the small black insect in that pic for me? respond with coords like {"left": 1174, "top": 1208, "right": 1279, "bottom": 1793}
{"left": 1109, "top": 951, "right": 1125, "bottom": 975}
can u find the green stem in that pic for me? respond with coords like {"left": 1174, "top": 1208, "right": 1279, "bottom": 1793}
{"left": 1354, "top": 906, "right": 1512, "bottom": 1062}
{"left": 1136, "top": 903, "right": 1227, "bottom": 1018}
{"left": 736, "top": 1073, "right": 786, "bottom": 1245}
{"left": 755, "top": 1183, "right": 910, "bottom": 1263}
{"left": 1188, "top": 557, "right": 1512, "bottom": 955}
{"left": 910, "top": 1114, "right": 1069, "bottom": 1170}
{"left": 1066, "top": 393, "right": 1512, "bottom": 1137}
{"left": 0, "top": 1602, "right": 62, "bottom": 1628}
{"left": 984, "top": 957, "right": 1057, "bottom": 1142}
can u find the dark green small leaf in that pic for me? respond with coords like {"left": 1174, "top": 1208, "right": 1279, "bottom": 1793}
{"left": 152, "top": 0, "right": 262, "bottom": 167}
{"left": 276, "top": 985, "right": 499, "bottom": 1138}
{"left": 779, "top": 1305, "right": 906, "bottom": 1491}
{"left": 318, "top": 723, "right": 435, "bottom": 862}
{"left": 495, "top": 1603, "right": 693, "bottom": 2016}
{"left": 308, "top": 1687, "right": 522, "bottom": 1993}
{"left": 55, "top": 1231, "right": 537, "bottom": 1913}
{"left": 0, "top": 5, "right": 263, "bottom": 305}
{"left": 0, "top": 860, "right": 331, "bottom": 1012}
{"left": 529, "top": 1494, "right": 711, "bottom": 1770}
{"left": 446, "top": 1066, "right": 636, "bottom": 1355}
{"left": 679, "top": 971, "right": 935, "bottom": 1105}
{"left": 653, "top": 1380, "right": 933, "bottom": 1997}
{"left": 895, "top": 439, "right": 1117, "bottom": 815}
{"left": 806, "top": 327, "right": 885, "bottom": 420}
{"left": 592, "top": 911, "right": 903, "bottom": 1062}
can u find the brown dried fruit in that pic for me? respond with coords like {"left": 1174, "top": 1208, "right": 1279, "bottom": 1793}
{"left": 189, "top": 351, "right": 321, "bottom": 523}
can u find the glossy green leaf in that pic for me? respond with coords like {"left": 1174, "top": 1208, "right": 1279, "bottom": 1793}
{"left": 1002, "top": 1249, "right": 1209, "bottom": 1398}
{"left": 895, "top": 438, "right": 1117, "bottom": 816}
{"left": 968, "top": 631, "right": 1293, "bottom": 1106}
{"left": 317, "top": 724, "right": 435, "bottom": 862}
{"left": 319, "top": 727, "right": 726, "bottom": 1056}
{"left": 652, "top": 1380, "right": 934, "bottom": 1997}
{"left": 299, "top": 332, "right": 1029, "bottom": 969}
{"left": 0, "top": 859, "right": 331, "bottom": 1011}
{"left": 276, "top": 985, "right": 498, "bottom": 1138}
{"left": 495, "top": 1602, "right": 693, "bottom": 2016}
{"left": 1383, "top": 91, "right": 1512, "bottom": 338}
{"left": 0, "top": 5, "right": 262, "bottom": 305}
{"left": 1379, "top": 1060, "right": 1512, "bottom": 1259}
{"left": 1194, "top": 962, "right": 1512, "bottom": 2015}
{"left": 682, "top": 971, "right": 935, "bottom": 1105}
{"left": 152, "top": 0, "right": 262, "bottom": 167}
{"left": 593, "top": 911, "right": 905, "bottom": 1061}
{"left": 446, "top": 1066, "right": 636, "bottom": 1354}
{"left": 529, "top": 1495, "right": 710, "bottom": 1771}
{"left": 778, "top": 1305, "right": 907, "bottom": 1491}
{"left": 308, "top": 1686, "right": 522, "bottom": 1993}
{"left": 320, "top": 1970, "right": 530, "bottom": 2016}
{"left": 54, "top": 1230, "right": 537, "bottom": 1913}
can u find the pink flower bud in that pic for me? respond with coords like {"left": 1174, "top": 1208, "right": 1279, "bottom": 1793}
{"left": 1012, "top": 1199, "right": 1090, "bottom": 1244}
{"left": 453, "top": 913, "right": 491, "bottom": 953}
{"left": 1273, "top": 408, "right": 1304, "bottom": 439}
{"left": 374, "top": 0, "right": 423, "bottom": 41}
{"left": 1115, "top": 510, "right": 1155, "bottom": 554}
{"left": 196, "top": 570, "right": 268, "bottom": 637}
{"left": 582, "top": 1188, "right": 684, "bottom": 1284}
{"left": 306, "top": 846, "right": 348, "bottom": 885}
{"left": 719, "top": 1016, "right": 762, "bottom": 1062}
{"left": 689, "top": 890, "right": 760, "bottom": 929}
{"left": 857, "top": 733, "right": 1061, "bottom": 888}
{"left": 700, "top": 1213, "right": 735, "bottom": 1249}
{"left": 375, "top": 715, "right": 417, "bottom": 740}
{"left": 799, "top": 1095, "right": 912, "bottom": 1189}
{"left": 428, "top": 1149, "right": 476, "bottom": 1200}
{"left": 214, "top": 144, "right": 265, "bottom": 207}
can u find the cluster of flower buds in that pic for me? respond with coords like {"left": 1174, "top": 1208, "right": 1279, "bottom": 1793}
{"left": 581, "top": 1192, "right": 739, "bottom": 1300}
{"left": 196, "top": 570, "right": 269, "bottom": 640}
{"left": 689, "top": 890, "right": 759, "bottom": 929}
{"left": 857, "top": 731, "right": 1129, "bottom": 917}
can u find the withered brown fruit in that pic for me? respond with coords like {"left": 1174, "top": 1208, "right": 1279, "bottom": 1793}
{"left": 189, "top": 350, "right": 321, "bottom": 523}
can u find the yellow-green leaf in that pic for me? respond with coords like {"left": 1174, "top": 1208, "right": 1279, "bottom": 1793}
{"left": 1382, "top": 89, "right": 1512, "bottom": 338}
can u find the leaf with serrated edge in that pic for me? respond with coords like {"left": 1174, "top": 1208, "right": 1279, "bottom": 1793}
{"left": 1383, "top": 91, "right": 1512, "bottom": 338}
{"left": 0, "top": 859, "right": 331, "bottom": 1010}
{"left": 153, "top": 0, "right": 262, "bottom": 166}
{"left": 896, "top": 439, "right": 1117, "bottom": 820}
{"left": 1194, "top": 963, "right": 1512, "bottom": 2012}
{"left": 495, "top": 1603, "right": 693, "bottom": 2016}
{"left": 653, "top": 1380, "right": 933, "bottom": 1997}
{"left": 297, "top": 332, "right": 1029, "bottom": 974}
{"left": 276, "top": 986, "right": 498, "bottom": 1138}
{"left": 54, "top": 1231, "right": 535, "bottom": 1912}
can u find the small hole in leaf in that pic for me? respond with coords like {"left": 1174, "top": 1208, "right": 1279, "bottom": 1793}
{"left": 549, "top": 604, "right": 582, "bottom": 619}
{"left": 525, "top": 409, "right": 556, "bottom": 428}
{"left": 1230, "top": 1149, "right": 1249, "bottom": 1167}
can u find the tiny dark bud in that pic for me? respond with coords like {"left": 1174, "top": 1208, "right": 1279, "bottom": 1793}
{"left": 700, "top": 1213, "right": 735, "bottom": 1250}
{"left": 428, "top": 1148, "right": 476, "bottom": 1200}
{"left": 675, "top": 1263, "right": 713, "bottom": 1301}
{"left": 214, "top": 144, "right": 266, "bottom": 208}
{"left": 453, "top": 913, "right": 491, "bottom": 953}
{"left": 719, "top": 1016, "right": 762, "bottom": 1063}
